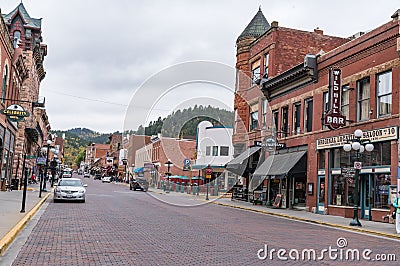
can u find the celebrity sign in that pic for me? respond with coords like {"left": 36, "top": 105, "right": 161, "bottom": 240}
{"left": 324, "top": 69, "right": 346, "bottom": 129}
{"left": 0, "top": 104, "right": 30, "bottom": 122}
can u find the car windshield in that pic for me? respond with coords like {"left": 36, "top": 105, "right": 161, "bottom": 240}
{"left": 63, "top": 171, "right": 72, "bottom": 174}
{"left": 58, "top": 180, "right": 82, "bottom": 187}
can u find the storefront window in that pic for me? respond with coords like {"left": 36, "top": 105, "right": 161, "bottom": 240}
{"left": 373, "top": 174, "right": 390, "bottom": 209}
{"left": 318, "top": 150, "right": 325, "bottom": 170}
{"left": 332, "top": 175, "right": 345, "bottom": 206}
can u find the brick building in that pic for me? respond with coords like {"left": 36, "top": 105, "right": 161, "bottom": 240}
{"left": 231, "top": 8, "right": 400, "bottom": 223}
{"left": 2, "top": 3, "right": 50, "bottom": 189}
{"left": 135, "top": 134, "right": 196, "bottom": 187}
{"left": 229, "top": 8, "right": 348, "bottom": 200}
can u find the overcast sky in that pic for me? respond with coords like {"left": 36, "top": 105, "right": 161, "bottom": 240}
{"left": 0, "top": 0, "right": 398, "bottom": 133}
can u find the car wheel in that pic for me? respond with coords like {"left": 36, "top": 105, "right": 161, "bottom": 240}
{"left": 53, "top": 199, "right": 58, "bottom": 203}
{"left": 130, "top": 185, "right": 132, "bottom": 190}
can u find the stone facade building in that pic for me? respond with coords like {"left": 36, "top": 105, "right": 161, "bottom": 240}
{"left": 2, "top": 3, "right": 50, "bottom": 188}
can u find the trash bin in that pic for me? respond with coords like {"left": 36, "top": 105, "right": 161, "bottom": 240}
{"left": 11, "top": 179, "right": 19, "bottom": 190}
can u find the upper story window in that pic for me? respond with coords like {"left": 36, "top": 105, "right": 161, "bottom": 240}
{"left": 250, "top": 110, "right": 259, "bottom": 131}
{"left": 377, "top": 71, "right": 392, "bottom": 117}
{"left": 1, "top": 66, "right": 8, "bottom": 103}
{"left": 304, "top": 98, "right": 313, "bottom": 133}
{"left": 234, "top": 109, "right": 238, "bottom": 134}
{"left": 281, "top": 106, "right": 289, "bottom": 137}
{"left": 220, "top": 146, "right": 229, "bottom": 156}
{"left": 13, "top": 31, "right": 21, "bottom": 48}
{"left": 251, "top": 60, "right": 261, "bottom": 85}
{"left": 357, "top": 77, "right": 370, "bottom": 122}
{"left": 292, "top": 102, "right": 301, "bottom": 135}
{"left": 323, "top": 92, "right": 329, "bottom": 130}
{"left": 341, "top": 85, "right": 350, "bottom": 120}
{"left": 264, "top": 53, "right": 269, "bottom": 79}
{"left": 206, "top": 146, "right": 211, "bottom": 156}
{"left": 212, "top": 146, "right": 219, "bottom": 156}
{"left": 273, "top": 110, "right": 279, "bottom": 135}
{"left": 262, "top": 98, "right": 267, "bottom": 126}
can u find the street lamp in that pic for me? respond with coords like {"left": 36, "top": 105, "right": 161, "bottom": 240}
{"left": 343, "top": 129, "right": 374, "bottom": 227}
{"left": 41, "top": 139, "right": 56, "bottom": 193}
{"left": 164, "top": 159, "right": 173, "bottom": 193}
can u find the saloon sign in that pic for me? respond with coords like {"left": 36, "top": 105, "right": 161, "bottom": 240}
{"left": 0, "top": 104, "right": 30, "bottom": 122}
{"left": 324, "top": 68, "right": 346, "bottom": 129}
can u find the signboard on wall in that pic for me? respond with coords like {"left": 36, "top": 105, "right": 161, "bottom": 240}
{"left": 324, "top": 68, "right": 346, "bottom": 129}
{"left": 316, "top": 126, "right": 398, "bottom": 150}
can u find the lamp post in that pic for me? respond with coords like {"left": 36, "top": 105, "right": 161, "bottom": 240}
{"left": 343, "top": 129, "right": 374, "bottom": 227}
{"left": 41, "top": 139, "right": 56, "bottom": 193}
{"left": 164, "top": 159, "right": 173, "bottom": 193}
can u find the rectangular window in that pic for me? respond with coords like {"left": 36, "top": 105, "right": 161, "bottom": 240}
{"left": 281, "top": 106, "right": 288, "bottom": 137}
{"left": 220, "top": 146, "right": 229, "bottom": 156}
{"left": 373, "top": 174, "right": 391, "bottom": 209}
{"left": 206, "top": 146, "right": 211, "bottom": 156}
{"left": 357, "top": 77, "right": 370, "bottom": 121}
{"left": 292, "top": 102, "right": 301, "bottom": 135}
{"left": 251, "top": 60, "right": 261, "bottom": 85}
{"left": 323, "top": 92, "right": 329, "bottom": 129}
{"left": 304, "top": 98, "right": 313, "bottom": 133}
{"left": 377, "top": 71, "right": 392, "bottom": 117}
{"left": 234, "top": 109, "right": 238, "bottom": 134}
{"left": 264, "top": 53, "right": 269, "bottom": 78}
{"left": 273, "top": 110, "right": 279, "bottom": 135}
{"left": 341, "top": 85, "right": 350, "bottom": 123}
{"left": 318, "top": 150, "right": 325, "bottom": 170}
{"left": 249, "top": 111, "right": 259, "bottom": 131}
{"left": 262, "top": 98, "right": 267, "bottom": 126}
{"left": 212, "top": 146, "right": 218, "bottom": 156}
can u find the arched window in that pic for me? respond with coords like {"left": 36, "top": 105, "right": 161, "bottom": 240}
{"left": 13, "top": 31, "right": 21, "bottom": 48}
{"left": 2, "top": 66, "right": 8, "bottom": 103}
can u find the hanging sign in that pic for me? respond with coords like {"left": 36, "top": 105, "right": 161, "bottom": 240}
{"left": 324, "top": 68, "right": 346, "bottom": 129}
{"left": 0, "top": 104, "right": 30, "bottom": 122}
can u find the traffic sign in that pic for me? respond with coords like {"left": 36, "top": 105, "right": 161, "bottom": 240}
{"left": 26, "top": 155, "right": 36, "bottom": 159}
{"left": 184, "top": 159, "right": 190, "bottom": 166}
{"left": 205, "top": 165, "right": 212, "bottom": 175}
{"left": 354, "top": 161, "right": 362, "bottom": 170}
{"left": 206, "top": 174, "right": 211, "bottom": 179}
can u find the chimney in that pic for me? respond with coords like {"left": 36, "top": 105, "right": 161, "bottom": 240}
{"left": 314, "top": 28, "right": 323, "bottom": 35}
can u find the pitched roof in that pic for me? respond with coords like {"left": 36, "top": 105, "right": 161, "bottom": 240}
{"left": 237, "top": 7, "right": 270, "bottom": 42}
{"left": 2, "top": 3, "right": 41, "bottom": 29}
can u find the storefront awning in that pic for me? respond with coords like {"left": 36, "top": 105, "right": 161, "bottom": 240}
{"left": 250, "top": 151, "right": 306, "bottom": 192}
{"left": 225, "top": 146, "right": 261, "bottom": 176}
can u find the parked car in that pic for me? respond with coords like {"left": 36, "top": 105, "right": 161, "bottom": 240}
{"left": 130, "top": 177, "right": 149, "bottom": 192}
{"left": 102, "top": 176, "right": 112, "bottom": 183}
{"left": 54, "top": 178, "right": 87, "bottom": 203}
{"left": 83, "top": 172, "right": 90, "bottom": 178}
{"left": 94, "top": 173, "right": 102, "bottom": 180}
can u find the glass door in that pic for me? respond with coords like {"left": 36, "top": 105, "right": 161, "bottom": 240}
{"left": 360, "top": 174, "right": 372, "bottom": 220}
{"left": 317, "top": 176, "right": 325, "bottom": 214}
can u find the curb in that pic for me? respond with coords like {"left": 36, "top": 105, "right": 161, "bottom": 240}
{"left": 211, "top": 201, "right": 400, "bottom": 240}
{"left": 0, "top": 192, "right": 51, "bottom": 256}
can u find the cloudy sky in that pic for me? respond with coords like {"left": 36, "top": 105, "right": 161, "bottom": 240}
{"left": 0, "top": 0, "right": 398, "bottom": 133}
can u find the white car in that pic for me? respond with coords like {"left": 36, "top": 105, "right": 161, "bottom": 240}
{"left": 54, "top": 178, "right": 87, "bottom": 203}
{"left": 102, "top": 176, "right": 112, "bottom": 183}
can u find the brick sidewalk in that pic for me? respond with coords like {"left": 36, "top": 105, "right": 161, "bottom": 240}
{"left": 0, "top": 181, "right": 51, "bottom": 255}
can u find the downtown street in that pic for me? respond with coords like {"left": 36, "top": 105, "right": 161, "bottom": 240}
{"left": 0, "top": 175, "right": 399, "bottom": 266}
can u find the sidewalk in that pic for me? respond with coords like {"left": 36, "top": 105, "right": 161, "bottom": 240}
{"left": 0, "top": 181, "right": 51, "bottom": 255}
{"left": 149, "top": 187, "right": 400, "bottom": 240}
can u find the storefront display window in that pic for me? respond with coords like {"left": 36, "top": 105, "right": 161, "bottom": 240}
{"left": 331, "top": 173, "right": 356, "bottom": 206}
{"left": 374, "top": 174, "right": 390, "bottom": 209}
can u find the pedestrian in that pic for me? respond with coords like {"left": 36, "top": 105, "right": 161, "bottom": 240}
{"left": 393, "top": 192, "right": 400, "bottom": 234}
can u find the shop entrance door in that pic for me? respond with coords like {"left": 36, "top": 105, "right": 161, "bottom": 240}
{"left": 360, "top": 174, "right": 372, "bottom": 220}
{"left": 316, "top": 176, "right": 325, "bottom": 214}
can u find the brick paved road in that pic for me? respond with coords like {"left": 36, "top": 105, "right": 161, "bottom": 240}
{"left": 8, "top": 176, "right": 400, "bottom": 265}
